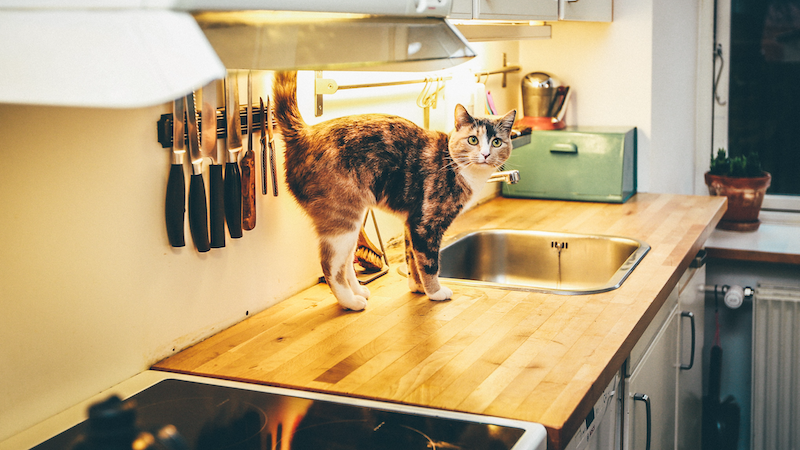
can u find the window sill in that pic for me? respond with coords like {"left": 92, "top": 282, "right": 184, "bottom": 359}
{"left": 705, "top": 211, "right": 800, "bottom": 265}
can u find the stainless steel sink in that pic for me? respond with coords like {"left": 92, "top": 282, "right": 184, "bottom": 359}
{"left": 437, "top": 229, "right": 650, "bottom": 295}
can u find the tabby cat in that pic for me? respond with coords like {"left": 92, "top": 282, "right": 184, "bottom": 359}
{"left": 272, "top": 71, "right": 516, "bottom": 311}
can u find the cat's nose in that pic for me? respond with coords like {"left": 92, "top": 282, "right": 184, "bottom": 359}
{"left": 479, "top": 149, "right": 491, "bottom": 162}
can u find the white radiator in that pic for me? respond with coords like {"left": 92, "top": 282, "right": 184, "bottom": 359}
{"left": 752, "top": 284, "right": 800, "bottom": 450}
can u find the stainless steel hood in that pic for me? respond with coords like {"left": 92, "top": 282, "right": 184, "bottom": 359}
{"left": 0, "top": 1, "right": 475, "bottom": 108}
{"left": 195, "top": 11, "right": 475, "bottom": 72}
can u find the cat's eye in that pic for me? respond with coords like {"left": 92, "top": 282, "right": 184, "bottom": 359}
{"left": 467, "top": 136, "right": 478, "bottom": 145}
{"left": 491, "top": 138, "right": 502, "bottom": 148}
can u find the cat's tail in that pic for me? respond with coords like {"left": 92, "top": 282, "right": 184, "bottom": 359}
{"left": 272, "top": 71, "right": 306, "bottom": 148}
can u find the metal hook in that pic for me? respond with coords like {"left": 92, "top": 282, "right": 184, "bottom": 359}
{"left": 713, "top": 43, "right": 727, "bottom": 106}
{"left": 416, "top": 77, "right": 432, "bottom": 108}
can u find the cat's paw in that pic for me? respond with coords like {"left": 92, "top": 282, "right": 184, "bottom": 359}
{"left": 338, "top": 295, "right": 368, "bottom": 311}
{"left": 427, "top": 286, "right": 453, "bottom": 301}
{"left": 352, "top": 283, "right": 370, "bottom": 299}
{"left": 408, "top": 277, "right": 425, "bottom": 294}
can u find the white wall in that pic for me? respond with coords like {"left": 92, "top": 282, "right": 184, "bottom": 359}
{"left": 518, "top": 0, "right": 706, "bottom": 194}
{"left": 0, "top": 103, "right": 321, "bottom": 440}
{"left": 0, "top": 42, "right": 520, "bottom": 441}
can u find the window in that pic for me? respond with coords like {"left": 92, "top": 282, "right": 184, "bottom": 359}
{"left": 727, "top": 0, "right": 800, "bottom": 212}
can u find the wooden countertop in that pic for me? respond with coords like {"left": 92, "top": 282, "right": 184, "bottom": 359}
{"left": 153, "top": 193, "right": 726, "bottom": 449}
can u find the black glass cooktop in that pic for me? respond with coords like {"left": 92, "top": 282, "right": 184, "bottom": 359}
{"left": 32, "top": 379, "right": 526, "bottom": 450}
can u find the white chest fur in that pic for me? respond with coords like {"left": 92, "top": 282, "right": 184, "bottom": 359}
{"left": 458, "top": 164, "right": 495, "bottom": 211}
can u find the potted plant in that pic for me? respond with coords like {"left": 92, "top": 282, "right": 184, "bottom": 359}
{"left": 704, "top": 149, "right": 771, "bottom": 231}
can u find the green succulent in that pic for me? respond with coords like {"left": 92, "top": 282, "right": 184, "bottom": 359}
{"left": 709, "top": 148, "right": 763, "bottom": 177}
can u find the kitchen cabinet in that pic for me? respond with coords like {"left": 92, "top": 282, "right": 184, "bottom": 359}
{"left": 450, "top": 0, "right": 558, "bottom": 20}
{"left": 559, "top": 0, "right": 612, "bottom": 22}
{"left": 623, "top": 254, "right": 706, "bottom": 450}
{"left": 449, "top": 0, "right": 611, "bottom": 22}
{"left": 676, "top": 256, "right": 706, "bottom": 450}
{"left": 624, "top": 289, "right": 679, "bottom": 450}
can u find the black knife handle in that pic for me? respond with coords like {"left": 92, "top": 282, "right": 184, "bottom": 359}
{"left": 209, "top": 164, "right": 226, "bottom": 248}
{"left": 224, "top": 162, "right": 243, "bottom": 238}
{"left": 188, "top": 174, "right": 210, "bottom": 252}
{"left": 165, "top": 164, "right": 185, "bottom": 247}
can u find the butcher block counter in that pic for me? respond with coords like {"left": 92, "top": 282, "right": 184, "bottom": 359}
{"left": 153, "top": 193, "right": 726, "bottom": 449}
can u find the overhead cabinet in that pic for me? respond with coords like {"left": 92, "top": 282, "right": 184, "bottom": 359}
{"left": 559, "top": 0, "right": 612, "bottom": 21}
{"left": 449, "top": 0, "right": 611, "bottom": 21}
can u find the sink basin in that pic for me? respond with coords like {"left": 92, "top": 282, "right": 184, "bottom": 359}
{"left": 437, "top": 229, "right": 650, "bottom": 295}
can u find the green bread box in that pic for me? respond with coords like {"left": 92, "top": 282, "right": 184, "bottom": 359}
{"left": 502, "top": 127, "right": 637, "bottom": 203}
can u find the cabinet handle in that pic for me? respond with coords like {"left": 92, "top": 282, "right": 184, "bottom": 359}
{"left": 633, "top": 393, "right": 651, "bottom": 450}
{"left": 680, "top": 311, "right": 696, "bottom": 370}
{"left": 550, "top": 143, "right": 578, "bottom": 153}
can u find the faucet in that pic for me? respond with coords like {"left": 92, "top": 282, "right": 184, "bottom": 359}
{"left": 487, "top": 170, "right": 520, "bottom": 184}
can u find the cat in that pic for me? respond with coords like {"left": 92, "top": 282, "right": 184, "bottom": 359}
{"left": 272, "top": 71, "right": 516, "bottom": 311}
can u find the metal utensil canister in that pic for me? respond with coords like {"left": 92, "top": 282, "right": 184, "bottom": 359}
{"left": 521, "top": 72, "right": 558, "bottom": 118}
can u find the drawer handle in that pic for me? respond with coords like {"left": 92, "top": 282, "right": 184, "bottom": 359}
{"left": 680, "top": 311, "right": 696, "bottom": 370}
{"left": 633, "top": 393, "right": 652, "bottom": 450}
{"left": 550, "top": 143, "right": 578, "bottom": 154}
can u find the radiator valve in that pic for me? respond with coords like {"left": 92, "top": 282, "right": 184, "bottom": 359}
{"left": 724, "top": 284, "right": 754, "bottom": 309}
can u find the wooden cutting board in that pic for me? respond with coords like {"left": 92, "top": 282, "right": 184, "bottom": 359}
{"left": 153, "top": 193, "right": 725, "bottom": 449}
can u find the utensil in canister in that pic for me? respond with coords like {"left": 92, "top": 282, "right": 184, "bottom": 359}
{"left": 202, "top": 79, "right": 225, "bottom": 248}
{"left": 165, "top": 98, "right": 187, "bottom": 247}
{"left": 185, "top": 91, "right": 210, "bottom": 252}
{"left": 241, "top": 71, "right": 256, "bottom": 230}
{"left": 224, "top": 73, "right": 243, "bottom": 239}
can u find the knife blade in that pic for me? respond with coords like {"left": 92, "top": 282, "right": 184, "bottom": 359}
{"left": 202, "top": 79, "right": 225, "bottom": 248}
{"left": 260, "top": 96, "right": 268, "bottom": 196}
{"left": 241, "top": 71, "right": 256, "bottom": 231}
{"left": 165, "top": 98, "right": 186, "bottom": 247}
{"left": 224, "top": 73, "right": 243, "bottom": 239}
{"left": 186, "top": 91, "right": 210, "bottom": 253}
{"left": 267, "top": 94, "right": 278, "bottom": 196}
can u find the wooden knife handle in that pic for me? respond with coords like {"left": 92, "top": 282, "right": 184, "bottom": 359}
{"left": 165, "top": 164, "right": 185, "bottom": 247}
{"left": 241, "top": 151, "right": 256, "bottom": 230}
{"left": 224, "top": 162, "right": 243, "bottom": 238}
{"left": 209, "top": 164, "right": 225, "bottom": 248}
{"left": 188, "top": 174, "right": 210, "bottom": 252}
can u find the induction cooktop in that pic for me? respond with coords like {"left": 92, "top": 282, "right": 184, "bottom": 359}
{"left": 9, "top": 372, "right": 547, "bottom": 450}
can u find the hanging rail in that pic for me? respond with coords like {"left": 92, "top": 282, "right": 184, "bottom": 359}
{"left": 332, "top": 66, "right": 520, "bottom": 91}
{"left": 314, "top": 60, "right": 520, "bottom": 116}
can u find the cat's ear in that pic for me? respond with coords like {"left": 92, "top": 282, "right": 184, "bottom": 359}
{"left": 454, "top": 104, "right": 474, "bottom": 130}
{"left": 497, "top": 109, "right": 517, "bottom": 133}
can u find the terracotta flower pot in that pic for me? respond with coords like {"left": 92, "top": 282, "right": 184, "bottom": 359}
{"left": 704, "top": 171, "right": 771, "bottom": 231}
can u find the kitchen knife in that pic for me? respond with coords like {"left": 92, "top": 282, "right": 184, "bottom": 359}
{"left": 165, "top": 98, "right": 186, "bottom": 247}
{"left": 225, "top": 74, "right": 244, "bottom": 239}
{"left": 202, "top": 79, "right": 225, "bottom": 248}
{"left": 241, "top": 71, "right": 256, "bottom": 231}
{"left": 260, "top": 96, "right": 268, "bottom": 196}
{"left": 186, "top": 92, "right": 210, "bottom": 252}
{"left": 267, "top": 95, "right": 278, "bottom": 196}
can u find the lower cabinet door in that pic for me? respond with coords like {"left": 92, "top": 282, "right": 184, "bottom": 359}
{"left": 677, "top": 264, "right": 706, "bottom": 450}
{"left": 624, "top": 307, "right": 679, "bottom": 450}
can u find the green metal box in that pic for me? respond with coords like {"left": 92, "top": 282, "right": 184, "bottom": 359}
{"left": 502, "top": 127, "right": 637, "bottom": 203}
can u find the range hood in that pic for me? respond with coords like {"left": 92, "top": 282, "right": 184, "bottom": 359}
{"left": 0, "top": 0, "right": 475, "bottom": 108}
